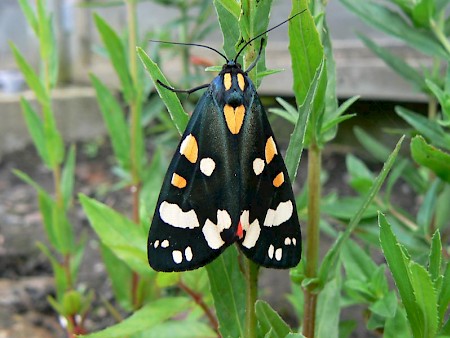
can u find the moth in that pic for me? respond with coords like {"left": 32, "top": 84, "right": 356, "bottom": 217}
{"left": 148, "top": 14, "right": 303, "bottom": 272}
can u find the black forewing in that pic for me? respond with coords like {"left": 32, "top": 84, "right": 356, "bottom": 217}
{"left": 148, "top": 82, "right": 241, "bottom": 272}
{"left": 237, "top": 83, "right": 302, "bottom": 268}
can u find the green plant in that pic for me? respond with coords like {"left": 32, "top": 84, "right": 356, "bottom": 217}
{"left": 10, "top": 0, "right": 92, "bottom": 336}
{"left": 336, "top": 0, "right": 450, "bottom": 336}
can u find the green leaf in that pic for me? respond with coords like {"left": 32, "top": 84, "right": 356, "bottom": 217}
{"left": 285, "top": 60, "right": 325, "bottom": 180}
{"left": 143, "top": 319, "right": 216, "bottom": 338}
{"left": 93, "top": 14, "right": 134, "bottom": 104}
{"left": 322, "top": 196, "right": 380, "bottom": 220}
{"left": 379, "top": 213, "right": 424, "bottom": 338}
{"left": 79, "top": 194, "right": 150, "bottom": 277}
{"left": 17, "top": 0, "right": 38, "bottom": 35}
{"left": 80, "top": 298, "right": 191, "bottom": 338}
{"left": 384, "top": 308, "right": 411, "bottom": 338}
{"left": 340, "top": 0, "right": 447, "bottom": 58}
{"left": 369, "top": 291, "right": 397, "bottom": 318}
{"left": 319, "top": 136, "right": 404, "bottom": 284}
{"left": 137, "top": 47, "right": 188, "bottom": 135}
{"left": 10, "top": 42, "right": 48, "bottom": 105}
{"left": 255, "top": 300, "right": 291, "bottom": 338}
{"left": 342, "top": 240, "right": 377, "bottom": 281}
{"left": 358, "top": 33, "right": 426, "bottom": 92}
{"left": 90, "top": 74, "right": 130, "bottom": 169}
{"left": 37, "top": 242, "right": 68, "bottom": 300}
{"left": 213, "top": 0, "right": 240, "bottom": 60}
{"left": 354, "top": 127, "right": 427, "bottom": 193}
{"left": 315, "top": 277, "right": 340, "bottom": 338}
{"left": 100, "top": 243, "right": 133, "bottom": 311}
{"left": 346, "top": 154, "right": 375, "bottom": 194}
{"left": 20, "top": 97, "right": 49, "bottom": 166}
{"left": 438, "top": 263, "right": 450, "bottom": 326}
{"left": 428, "top": 230, "right": 442, "bottom": 282}
{"left": 61, "top": 145, "right": 76, "bottom": 210}
{"left": 289, "top": 0, "right": 324, "bottom": 107}
{"left": 411, "top": 135, "right": 450, "bottom": 183}
{"left": 397, "top": 107, "right": 450, "bottom": 150}
{"left": 37, "top": 0, "right": 58, "bottom": 88}
{"left": 410, "top": 261, "right": 438, "bottom": 337}
{"left": 206, "top": 246, "right": 246, "bottom": 338}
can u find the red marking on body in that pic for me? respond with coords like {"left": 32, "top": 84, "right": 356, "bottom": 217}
{"left": 237, "top": 221, "right": 243, "bottom": 239}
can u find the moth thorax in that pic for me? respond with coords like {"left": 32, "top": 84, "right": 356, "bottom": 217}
{"left": 224, "top": 90, "right": 244, "bottom": 107}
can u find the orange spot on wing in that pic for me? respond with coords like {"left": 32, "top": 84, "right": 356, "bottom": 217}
{"left": 265, "top": 136, "right": 278, "bottom": 164}
{"left": 224, "top": 73, "right": 232, "bottom": 90}
{"left": 171, "top": 173, "right": 187, "bottom": 188}
{"left": 273, "top": 172, "right": 284, "bottom": 187}
{"left": 224, "top": 104, "right": 245, "bottom": 134}
{"left": 180, "top": 134, "right": 198, "bottom": 163}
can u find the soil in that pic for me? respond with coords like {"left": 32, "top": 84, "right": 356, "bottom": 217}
{"left": 0, "top": 138, "right": 417, "bottom": 337}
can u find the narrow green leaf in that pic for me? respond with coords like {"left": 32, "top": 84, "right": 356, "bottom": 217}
{"left": 79, "top": 194, "right": 150, "bottom": 277}
{"left": 93, "top": 14, "right": 134, "bottom": 103}
{"left": 354, "top": 127, "right": 427, "bottom": 193}
{"left": 52, "top": 205, "right": 75, "bottom": 254}
{"left": 285, "top": 60, "right": 324, "bottom": 180}
{"left": 384, "top": 308, "right": 411, "bottom": 338}
{"left": 37, "top": 0, "right": 58, "bottom": 87}
{"left": 137, "top": 47, "right": 188, "bottom": 134}
{"left": 315, "top": 277, "right": 340, "bottom": 338}
{"left": 358, "top": 33, "right": 426, "bottom": 91}
{"left": 10, "top": 42, "right": 48, "bottom": 105}
{"left": 61, "top": 145, "right": 76, "bottom": 210}
{"left": 410, "top": 261, "right": 438, "bottom": 337}
{"left": 417, "top": 179, "right": 441, "bottom": 234}
{"left": 206, "top": 246, "right": 246, "bottom": 338}
{"left": 255, "top": 300, "right": 291, "bottom": 338}
{"left": 379, "top": 213, "right": 424, "bottom": 338}
{"left": 17, "top": 0, "right": 38, "bottom": 35}
{"left": 80, "top": 298, "right": 191, "bottom": 338}
{"left": 99, "top": 243, "right": 133, "bottom": 311}
{"left": 340, "top": 0, "right": 447, "bottom": 58}
{"left": 90, "top": 74, "right": 130, "bottom": 169}
{"left": 411, "top": 135, "right": 450, "bottom": 183}
{"left": 438, "top": 263, "right": 450, "bottom": 325}
{"left": 213, "top": 0, "right": 240, "bottom": 60}
{"left": 143, "top": 320, "right": 216, "bottom": 338}
{"left": 37, "top": 242, "right": 68, "bottom": 301}
{"left": 319, "top": 136, "right": 405, "bottom": 283}
{"left": 397, "top": 107, "right": 450, "bottom": 150}
{"left": 214, "top": 0, "right": 240, "bottom": 20}
{"left": 289, "top": 0, "right": 324, "bottom": 108}
{"left": 20, "top": 97, "right": 49, "bottom": 166}
{"left": 341, "top": 240, "right": 377, "bottom": 281}
{"left": 369, "top": 291, "right": 397, "bottom": 318}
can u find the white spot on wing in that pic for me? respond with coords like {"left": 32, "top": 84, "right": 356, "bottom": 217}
{"left": 172, "top": 250, "right": 183, "bottom": 264}
{"left": 161, "top": 239, "right": 169, "bottom": 248}
{"left": 284, "top": 237, "right": 291, "bottom": 245}
{"left": 263, "top": 200, "right": 293, "bottom": 227}
{"left": 200, "top": 158, "right": 216, "bottom": 176}
{"left": 240, "top": 210, "right": 250, "bottom": 230}
{"left": 293, "top": 238, "right": 297, "bottom": 246}
{"left": 154, "top": 240, "right": 159, "bottom": 248}
{"left": 242, "top": 219, "right": 261, "bottom": 249}
{"left": 202, "top": 219, "right": 225, "bottom": 249}
{"left": 253, "top": 158, "right": 265, "bottom": 175}
{"left": 268, "top": 244, "right": 274, "bottom": 259}
{"left": 275, "top": 248, "right": 282, "bottom": 261}
{"left": 185, "top": 246, "right": 193, "bottom": 261}
{"left": 159, "top": 201, "right": 200, "bottom": 229}
{"left": 217, "top": 209, "right": 232, "bottom": 232}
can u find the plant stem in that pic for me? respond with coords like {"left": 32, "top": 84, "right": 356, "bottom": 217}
{"left": 126, "top": 0, "right": 142, "bottom": 309}
{"left": 179, "top": 281, "right": 220, "bottom": 335}
{"left": 303, "top": 142, "right": 321, "bottom": 338}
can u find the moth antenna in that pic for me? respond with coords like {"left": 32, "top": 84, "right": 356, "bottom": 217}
{"left": 149, "top": 40, "right": 229, "bottom": 63}
{"left": 233, "top": 10, "right": 307, "bottom": 63}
